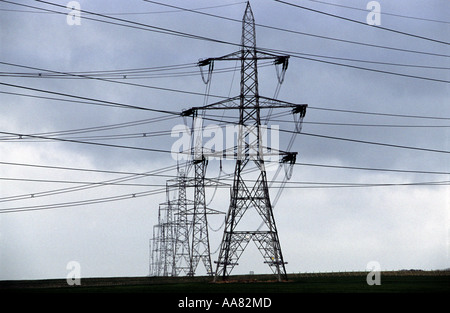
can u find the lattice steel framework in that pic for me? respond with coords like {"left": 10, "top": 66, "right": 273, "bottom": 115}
{"left": 189, "top": 157, "right": 213, "bottom": 276}
{"left": 150, "top": 161, "right": 224, "bottom": 277}
{"left": 214, "top": 2, "right": 287, "bottom": 281}
{"left": 152, "top": 1, "right": 307, "bottom": 281}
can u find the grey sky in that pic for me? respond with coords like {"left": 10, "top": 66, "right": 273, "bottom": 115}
{"left": 0, "top": 0, "right": 449, "bottom": 280}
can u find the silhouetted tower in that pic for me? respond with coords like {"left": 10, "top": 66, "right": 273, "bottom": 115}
{"left": 190, "top": 2, "right": 307, "bottom": 282}
{"left": 182, "top": 110, "right": 225, "bottom": 276}
{"left": 171, "top": 170, "right": 192, "bottom": 276}
{"left": 215, "top": 2, "right": 286, "bottom": 282}
{"left": 152, "top": 1, "right": 307, "bottom": 281}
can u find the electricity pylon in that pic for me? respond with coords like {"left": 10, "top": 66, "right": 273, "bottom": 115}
{"left": 150, "top": 173, "right": 193, "bottom": 277}
{"left": 188, "top": 2, "right": 308, "bottom": 282}
{"left": 152, "top": 1, "right": 307, "bottom": 281}
{"left": 150, "top": 158, "right": 225, "bottom": 277}
{"left": 182, "top": 110, "right": 226, "bottom": 276}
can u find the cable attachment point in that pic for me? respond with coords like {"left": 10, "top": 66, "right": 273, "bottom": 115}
{"left": 274, "top": 55, "right": 289, "bottom": 84}
{"left": 280, "top": 152, "right": 297, "bottom": 180}
{"left": 198, "top": 58, "right": 214, "bottom": 84}
{"left": 292, "top": 104, "right": 307, "bottom": 133}
{"left": 181, "top": 107, "right": 197, "bottom": 117}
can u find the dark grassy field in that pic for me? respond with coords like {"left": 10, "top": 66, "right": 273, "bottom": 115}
{"left": 1, "top": 271, "right": 449, "bottom": 293}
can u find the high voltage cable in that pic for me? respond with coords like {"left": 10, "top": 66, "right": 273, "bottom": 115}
{"left": 30, "top": 0, "right": 235, "bottom": 45}
{"left": 0, "top": 130, "right": 176, "bottom": 154}
{"left": 2, "top": 119, "right": 448, "bottom": 142}
{"left": 272, "top": 119, "right": 450, "bottom": 128}
{"left": 1, "top": 178, "right": 447, "bottom": 213}
{"left": 0, "top": 1, "right": 247, "bottom": 16}
{"left": 0, "top": 1, "right": 448, "bottom": 218}
{"left": 0, "top": 62, "right": 229, "bottom": 99}
{"left": 3, "top": 176, "right": 448, "bottom": 189}
{"left": 0, "top": 187, "right": 168, "bottom": 213}
{"left": 306, "top": 106, "right": 450, "bottom": 120}
{"left": 206, "top": 106, "right": 450, "bottom": 123}
{"left": 6, "top": 51, "right": 446, "bottom": 86}
{"left": 1, "top": 176, "right": 447, "bottom": 192}
{"left": 3, "top": 1, "right": 449, "bottom": 83}
{"left": 3, "top": 118, "right": 445, "bottom": 158}
{"left": 2, "top": 122, "right": 449, "bottom": 155}
{"left": 0, "top": 162, "right": 190, "bottom": 203}
{"left": 2, "top": 121, "right": 448, "bottom": 143}
{"left": 304, "top": 0, "right": 450, "bottom": 24}
{"left": 0, "top": 117, "right": 178, "bottom": 141}
{"left": 198, "top": 115, "right": 450, "bottom": 154}
{"left": 1, "top": 159, "right": 448, "bottom": 177}
{"left": 0, "top": 81, "right": 185, "bottom": 113}
{"left": 0, "top": 62, "right": 198, "bottom": 76}
{"left": 1, "top": 72, "right": 448, "bottom": 124}
{"left": 274, "top": 0, "right": 450, "bottom": 45}
{"left": 292, "top": 130, "right": 450, "bottom": 154}
{"left": 2, "top": 0, "right": 212, "bottom": 43}
{"left": 144, "top": 0, "right": 450, "bottom": 58}
{"left": 5, "top": 0, "right": 449, "bottom": 59}
{"left": 1, "top": 84, "right": 448, "bottom": 154}
{"left": 4, "top": 86, "right": 447, "bottom": 127}
{"left": 0, "top": 130, "right": 173, "bottom": 142}
{"left": 257, "top": 47, "right": 450, "bottom": 83}
{"left": 0, "top": 157, "right": 447, "bottom": 210}
{"left": 0, "top": 61, "right": 275, "bottom": 80}
{"left": 1, "top": 148, "right": 447, "bottom": 212}
{"left": 294, "top": 162, "right": 450, "bottom": 176}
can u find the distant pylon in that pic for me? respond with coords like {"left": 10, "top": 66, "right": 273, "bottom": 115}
{"left": 182, "top": 109, "right": 225, "bottom": 276}
{"left": 150, "top": 137, "right": 225, "bottom": 277}
{"left": 171, "top": 170, "right": 192, "bottom": 276}
{"left": 188, "top": 156, "right": 213, "bottom": 276}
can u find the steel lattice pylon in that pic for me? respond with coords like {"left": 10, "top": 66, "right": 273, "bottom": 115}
{"left": 213, "top": 2, "right": 288, "bottom": 282}
{"left": 189, "top": 1, "right": 307, "bottom": 281}
{"left": 150, "top": 160, "right": 225, "bottom": 277}
{"left": 189, "top": 157, "right": 213, "bottom": 276}
{"left": 150, "top": 173, "right": 192, "bottom": 277}
{"left": 152, "top": 1, "right": 307, "bottom": 281}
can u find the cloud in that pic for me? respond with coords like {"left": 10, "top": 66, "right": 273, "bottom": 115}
{"left": 0, "top": 0, "right": 448, "bottom": 280}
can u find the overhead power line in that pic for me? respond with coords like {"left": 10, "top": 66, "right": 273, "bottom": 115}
{"left": 295, "top": 162, "right": 450, "bottom": 176}
{"left": 0, "top": 161, "right": 190, "bottom": 203}
{"left": 290, "top": 129, "right": 450, "bottom": 154}
{"left": 257, "top": 47, "right": 450, "bottom": 84}
{"left": 144, "top": 0, "right": 450, "bottom": 59}
{"left": 3, "top": 1, "right": 448, "bottom": 83}
{"left": 0, "top": 81, "right": 182, "bottom": 113}
{"left": 0, "top": 61, "right": 275, "bottom": 80}
{"left": 1, "top": 84, "right": 448, "bottom": 155}
{"left": 274, "top": 0, "right": 450, "bottom": 45}
{"left": 1, "top": 177, "right": 447, "bottom": 213}
{"left": 199, "top": 115, "right": 450, "bottom": 155}
{"left": 1, "top": 124, "right": 449, "bottom": 155}
{"left": 304, "top": 0, "right": 450, "bottom": 24}
{"left": 1, "top": 159, "right": 448, "bottom": 177}
{"left": 3, "top": 87, "right": 449, "bottom": 127}
{"left": 0, "top": 1, "right": 246, "bottom": 16}
{"left": 30, "top": 0, "right": 236, "bottom": 46}
{"left": 0, "top": 187, "right": 168, "bottom": 213}
{"left": 307, "top": 106, "right": 450, "bottom": 120}
{"left": 0, "top": 130, "right": 176, "bottom": 154}
{"left": 5, "top": 0, "right": 449, "bottom": 82}
{"left": 0, "top": 61, "right": 229, "bottom": 99}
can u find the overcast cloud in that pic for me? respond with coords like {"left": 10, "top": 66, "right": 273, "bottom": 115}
{"left": 0, "top": 0, "right": 449, "bottom": 280}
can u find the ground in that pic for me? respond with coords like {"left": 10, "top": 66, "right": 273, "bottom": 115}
{"left": 1, "top": 270, "right": 448, "bottom": 293}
